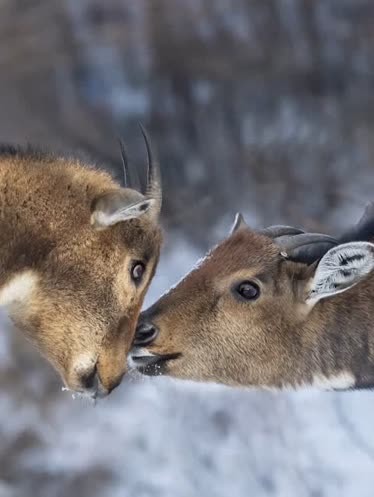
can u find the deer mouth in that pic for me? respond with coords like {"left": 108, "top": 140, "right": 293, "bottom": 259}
{"left": 62, "top": 376, "right": 109, "bottom": 402}
{"left": 128, "top": 347, "right": 181, "bottom": 376}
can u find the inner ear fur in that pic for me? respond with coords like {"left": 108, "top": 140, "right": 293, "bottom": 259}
{"left": 305, "top": 242, "right": 374, "bottom": 305}
{"left": 90, "top": 189, "right": 154, "bottom": 229}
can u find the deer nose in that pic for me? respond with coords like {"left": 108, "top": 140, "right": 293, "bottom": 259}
{"left": 134, "top": 321, "right": 159, "bottom": 346}
{"left": 77, "top": 365, "right": 109, "bottom": 398}
{"left": 79, "top": 366, "right": 99, "bottom": 391}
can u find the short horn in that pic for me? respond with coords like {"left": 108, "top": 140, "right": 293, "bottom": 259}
{"left": 277, "top": 233, "right": 338, "bottom": 250}
{"left": 283, "top": 242, "right": 338, "bottom": 264}
{"left": 276, "top": 233, "right": 338, "bottom": 264}
{"left": 139, "top": 124, "right": 162, "bottom": 214}
{"left": 259, "top": 225, "right": 305, "bottom": 238}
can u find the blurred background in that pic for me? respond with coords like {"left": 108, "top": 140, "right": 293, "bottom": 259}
{"left": 1, "top": 1, "right": 374, "bottom": 496}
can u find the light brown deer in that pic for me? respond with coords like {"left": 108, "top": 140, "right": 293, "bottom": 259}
{"left": 130, "top": 209, "right": 374, "bottom": 391}
{"left": 0, "top": 127, "right": 162, "bottom": 399}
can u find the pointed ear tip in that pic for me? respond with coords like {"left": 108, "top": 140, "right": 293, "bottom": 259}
{"left": 230, "top": 212, "right": 247, "bottom": 234}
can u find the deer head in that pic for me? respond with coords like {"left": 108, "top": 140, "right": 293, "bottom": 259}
{"left": 130, "top": 214, "right": 374, "bottom": 390}
{"left": 0, "top": 127, "right": 162, "bottom": 399}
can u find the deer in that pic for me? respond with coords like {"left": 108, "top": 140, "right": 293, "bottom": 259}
{"left": 0, "top": 126, "right": 162, "bottom": 399}
{"left": 130, "top": 205, "right": 374, "bottom": 391}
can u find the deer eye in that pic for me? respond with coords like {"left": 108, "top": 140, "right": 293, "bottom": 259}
{"left": 234, "top": 281, "right": 260, "bottom": 301}
{"left": 131, "top": 262, "right": 145, "bottom": 284}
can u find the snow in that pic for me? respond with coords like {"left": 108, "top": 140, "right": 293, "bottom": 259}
{"left": 1, "top": 235, "right": 374, "bottom": 497}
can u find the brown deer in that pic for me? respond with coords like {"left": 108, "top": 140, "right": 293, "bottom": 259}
{"left": 130, "top": 208, "right": 374, "bottom": 391}
{"left": 0, "top": 127, "right": 162, "bottom": 399}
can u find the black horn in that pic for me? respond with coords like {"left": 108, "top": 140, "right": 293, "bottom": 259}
{"left": 259, "top": 225, "right": 305, "bottom": 238}
{"left": 260, "top": 201, "right": 374, "bottom": 265}
{"left": 259, "top": 226, "right": 339, "bottom": 264}
{"left": 276, "top": 233, "right": 338, "bottom": 264}
{"left": 276, "top": 233, "right": 338, "bottom": 251}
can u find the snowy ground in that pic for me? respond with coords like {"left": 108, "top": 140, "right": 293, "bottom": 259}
{"left": 1, "top": 234, "right": 374, "bottom": 497}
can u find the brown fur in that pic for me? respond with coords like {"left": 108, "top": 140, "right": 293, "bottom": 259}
{"left": 0, "top": 147, "right": 162, "bottom": 395}
{"left": 134, "top": 228, "right": 374, "bottom": 390}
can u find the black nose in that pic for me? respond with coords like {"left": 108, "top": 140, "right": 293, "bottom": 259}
{"left": 80, "top": 366, "right": 99, "bottom": 391}
{"left": 78, "top": 366, "right": 122, "bottom": 398}
{"left": 134, "top": 321, "right": 159, "bottom": 346}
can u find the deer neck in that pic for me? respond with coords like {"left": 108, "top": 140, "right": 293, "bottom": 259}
{"left": 298, "top": 277, "right": 374, "bottom": 390}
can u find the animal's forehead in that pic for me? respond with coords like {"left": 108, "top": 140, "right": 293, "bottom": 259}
{"left": 119, "top": 219, "right": 162, "bottom": 260}
{"left": 199, "top": 229, "right": 280, "bottom": 276}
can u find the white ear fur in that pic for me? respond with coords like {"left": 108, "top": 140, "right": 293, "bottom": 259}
{"left": 306, "top": 242, "right": 374, "bottom": 305}
{"left": 92, "top": 198, "right": 155, "bottom": 228}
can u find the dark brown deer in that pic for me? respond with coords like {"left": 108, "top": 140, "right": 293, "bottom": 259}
{"left": 130, "top": 208, "right": 374, "bottom": 391}
{"left": 0, "top": 127, "right": 162, "bottom": 399}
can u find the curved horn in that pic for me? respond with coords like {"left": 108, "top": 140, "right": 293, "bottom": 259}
{"left": 118, "top": 138, "right": 129, "bottom": 188}
{"left": 276, "top": 233, "right": 338, "bottom": 264}
{"left": 139, "top": 124, "right": 162, "bottom": 214}
{"left": 259, "top": 225, "right": 339, "bottom": 264}
{"left": 282, "top": 242, "right": 338, "bottom": 264}
{"left": 259, "top": 225, "right": 305, "bottom": 238}
{"left": 276, "top": 233, "right": 338, "bottom": 250}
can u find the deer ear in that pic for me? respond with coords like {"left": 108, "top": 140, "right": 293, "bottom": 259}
{"left": 91, "top": 191, "right": 156, "bottom": 229}
{"left": 305, "top": 242, "right": 374, "bottom": 305}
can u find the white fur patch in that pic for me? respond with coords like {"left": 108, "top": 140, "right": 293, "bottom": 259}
{"left": 73, "top": 353, "right": 97, "bottom": 374}
{"left": 0, "top": 271, "right": 38, "bottom": 307}
{"left": 309, "top": 371, "right": 355, "bottom": 390}
{"left": 278, "top": 371, "right": 356, "bottom": 391}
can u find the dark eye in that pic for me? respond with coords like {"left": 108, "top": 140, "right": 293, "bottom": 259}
{"left": 234, "top": 281, "right": 260, "bottom": 301}
{"left": 131, "top": 262, "right": 145, "bottom": 283}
